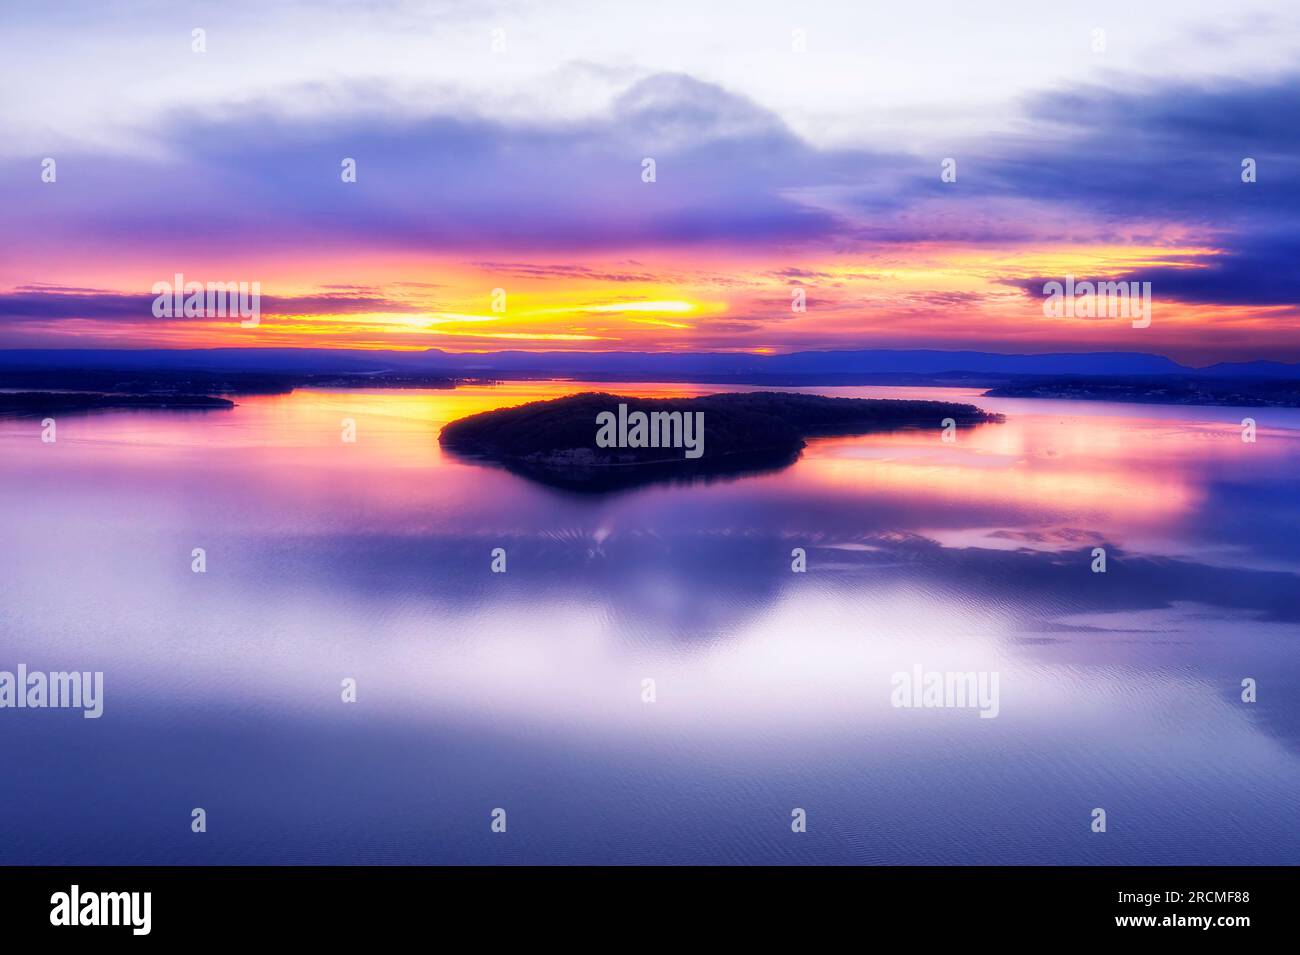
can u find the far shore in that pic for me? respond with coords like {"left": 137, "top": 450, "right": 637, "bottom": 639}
{"left": 4, "top": 354, "right": 1300, "bottom": 409}
{"left": 0, "top": 391, "right": 235, "bottom": 417}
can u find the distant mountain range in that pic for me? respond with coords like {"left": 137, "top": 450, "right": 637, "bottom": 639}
{"left": 2, "top": 347, "right": 1299, "bottom": 382}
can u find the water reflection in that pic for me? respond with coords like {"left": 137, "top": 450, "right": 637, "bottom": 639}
{"left": 1, "top": 382, "right": 1297, "bottom": 864}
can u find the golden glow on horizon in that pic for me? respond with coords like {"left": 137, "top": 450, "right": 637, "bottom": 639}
{"left": 393, "top": 296, "right": 717, "bottom": 343}
{"left": 11, "top": 240, "right": 1298, "bottom": 360}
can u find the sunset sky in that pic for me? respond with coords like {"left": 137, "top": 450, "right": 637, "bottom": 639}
{"left": 1, "top": 0, "right": 1298, "bottom": 363}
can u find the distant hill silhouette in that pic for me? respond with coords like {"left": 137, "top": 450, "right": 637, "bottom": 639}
{"left": 3, "top": 347, "right": 1299, "bottom": 385}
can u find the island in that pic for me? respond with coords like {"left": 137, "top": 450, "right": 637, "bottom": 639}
{"left": 439, "top": 391, "right": 1003, "bottom": 491}
{"left": 0, "top": 392, "right": 235, "bottom": 417}
{"left": 0, "top": 366, "right": 463, "bottom": 396}
{"left": 0, "top": 367, "right": 478, "bottom": 420}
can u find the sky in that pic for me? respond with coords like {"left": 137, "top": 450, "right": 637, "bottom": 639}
{"left": 1, "top": 0, "right": 1298, "bottom": 362}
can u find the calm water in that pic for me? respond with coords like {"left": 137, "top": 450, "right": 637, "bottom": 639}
{"left": 1, "top": 382, "right": 1298, "bottom": 864}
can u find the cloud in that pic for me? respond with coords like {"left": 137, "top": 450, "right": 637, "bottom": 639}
{"left": 4, "top": 68, "right": 1300, "bottom": 317}
{"left": 984, "top": 77, "right": 1300, "bottom": 222}
{"left": 0, "top": 286, "right": 426, "bottom": 323}
{"left": 469, "top": 262, "right": 658, "bottom": 283}
{"left": 965, "top": 76, "right": 1300, "bottom": 306}
{"left": 0, "top": 73, "right": 893, "bottom": 260}
{"left": 1002, "top": 232, "right": 1300, "bottom": 308}
{"left": 1125, "top": 234, "right": 1300, "bottom": 306}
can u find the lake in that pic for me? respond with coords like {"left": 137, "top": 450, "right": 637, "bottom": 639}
{"left": 1, "top": 382, "right": 1297, "bottom": 864}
